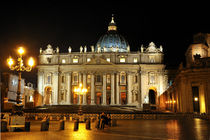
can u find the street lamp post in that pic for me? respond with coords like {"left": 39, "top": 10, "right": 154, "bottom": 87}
{"left": 74, "top": 83, "right": 87, "bottom": 115}
{"left": 7, "top": 47, "right": 34, "bottom": 115}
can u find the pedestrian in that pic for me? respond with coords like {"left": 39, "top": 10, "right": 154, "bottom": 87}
{"left": 100, "top": 112, "right": 106, "bottom": 129}
{"left": 107, "top": 114, "right": 111, "bottom": 127}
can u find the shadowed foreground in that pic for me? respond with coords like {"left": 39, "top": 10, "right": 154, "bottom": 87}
{"left": 1, "top": 119, "right": 210, "bottom": 140}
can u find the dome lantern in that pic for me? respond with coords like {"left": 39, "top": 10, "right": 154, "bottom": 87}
{"left": 108, "top": 15, "right": 117, "bottom": 31}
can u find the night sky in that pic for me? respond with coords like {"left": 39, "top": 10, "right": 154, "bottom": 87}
{"left": 0, "top": 1, "right": 209, "bottom": 86}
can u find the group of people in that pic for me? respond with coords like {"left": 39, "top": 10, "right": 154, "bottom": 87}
{"left": 96, "top": 112, "right": 111, "bottom": 129}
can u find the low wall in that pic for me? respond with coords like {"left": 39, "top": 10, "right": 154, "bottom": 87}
{"left": 23, "top": 113, "right": 210, "bottom": 121}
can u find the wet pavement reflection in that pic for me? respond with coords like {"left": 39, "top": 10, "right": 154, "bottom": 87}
{"left": 1, "top": 118, "right": 210, "bottom": 140}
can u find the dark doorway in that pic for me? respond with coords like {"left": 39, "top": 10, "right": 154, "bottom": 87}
{"left": 149, "top": 90, "right": 156, "bottom": 104}
{"left": 192, "top": 86, "right": 200, "bottom": 113}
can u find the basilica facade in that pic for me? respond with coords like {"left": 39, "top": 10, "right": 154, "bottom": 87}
{"left": 37, "top": 16, "right": 168, "bottom": 108}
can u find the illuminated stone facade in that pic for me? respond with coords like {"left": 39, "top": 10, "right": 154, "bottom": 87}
{"left": 160, "top": 33, "right": 210, "bottom": 114}
{"left": 37, "top": 17, "right": 168, "bottom": 108}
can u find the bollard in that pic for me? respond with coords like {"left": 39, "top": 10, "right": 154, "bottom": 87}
{"left": 41, "top": 120, "right": 49, "bottom": 131}
{"left": 59, "top": 120, "right": 65, "bottom": 130}
{"left": 86, "top": 119, "right": 91, "bottom": 130}
{"left": 111, "top": 119, "right": 117, "bottom": 127}
{"left": 1, "top": 120, "right": 8, "bottom": 132}
{"left": 25, "top": 122, "right": 30, "bottom": 132}
{"left": 95, "top": 119, "right": 100, "bottom": 129}
{"left": 73, "top": 119, "right": 79, "bottom": 131}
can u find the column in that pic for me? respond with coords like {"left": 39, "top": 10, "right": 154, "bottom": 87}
{"left": 66, "top": 72, "right": 72, "bottom": 104}
{"left": 111, "top": 73, "right": 115, "bottom": 105}
{"left": 37, "top": 71, "right": 44, "bottom": 96}
{"left": 52, "top": 72, "right": 59, "bottom": 105}
{"left": 137, "top": 72, "right": 141, "bottom": 108}
{"left": 141, "top": 71, "right": 147, "bottom": 105}
{"left": 83, "top": 73, "right": 87, "bottom": 105}
{"left": 91, "top": 74, "right": 95, "bottom": 105}
{"left": 127, "top": 72, "right": 132, "bottom": 105}
{"left": 116, "top": 72, "right": 120, "bottom": 105}
{"left": 102, "top": 73, "right": 107, "bottom": 105}
{"left": 78, "top": 72, "right": 82, "bottom": 104}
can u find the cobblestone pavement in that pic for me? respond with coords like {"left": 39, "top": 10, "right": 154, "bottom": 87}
{"left": 1, "top": 119, "right": 210, "bottom": 140}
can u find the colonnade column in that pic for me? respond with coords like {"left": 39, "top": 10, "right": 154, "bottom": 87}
{"left": 102, "top": 73, "right": 107, "bottom": 105}
{"left": 37, "top": 71, "right": 44, "bottom": 96}
{"left": 83, "top": 73, "right": 87, "bottom": 105}
{"left": 116, "top": 72, "right": 120, "bottom": 105}
{"left": 91, "top": 74, "right": 95, "bottom": 105}
{"left": 78, "top": 73, "right": 82, "bottom": 104}
{"left": 127, "top": 72, "right": 132, "bottom": 105}
{"left": 52, "top": 72, "right": 59, "bottom": 105}
{"left": 111, "top": 73, "right": 115, "bottom": 105}
{"left": 66, "top": 72, "right": 72, "bottom": 104}
{"left": 137, "top": 72, "right": 141, "bottom": 108}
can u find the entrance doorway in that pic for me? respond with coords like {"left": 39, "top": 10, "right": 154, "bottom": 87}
{"left": 44, "top": 87, "right": 52, "bottom": 105}
{"left": 149, "top": 89, "right": 156, "bottom": 104}
{"left": 96, "top": 92, "right": 102, "bottom": 105}
{"left": 192, "top": 86, "right": 200, "bottom": 113}
{"left": 121, "top": 92, "right": 127, "bottom": 105}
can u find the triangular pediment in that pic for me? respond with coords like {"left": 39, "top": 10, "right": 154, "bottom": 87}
{"left": 83, "top": 57, "right": 114, "bottom": 65}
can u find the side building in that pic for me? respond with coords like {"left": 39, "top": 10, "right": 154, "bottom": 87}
{"left": 160, "top": 33, "right": 210, "bottom": 114}
{"left": 37, "top": 16, "right": 168, "bottom": 109}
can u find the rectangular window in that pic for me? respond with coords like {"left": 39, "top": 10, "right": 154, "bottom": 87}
{"left": 96, "top": 75, "right": 102, "bottom": 82}
{"left": 87, "top": 75, "right": 91, "bottom": 83}
{"left": 106, "top": 58, "right": 110, "bottom": 62}
{"left": 106, "top": 75, "right": 111, "bottom": 83}
{"left": 87, "top": 58, "right": 91, "bottom": 62}
{"left": 73, "top": 58, "right": 78, "bottom": 63}
{"left": 72, "top": 73, "right": 78, "bottom": 85}
{"left": 133, "top": 58, "right": 138, "bottom": 63}
{"left": 120, "top": 58, "right": 125, "bottom": 63}
{"left": 62, "top": 59, "right": 66, "bottom": 64}
{"left": 149, "top": 56, "right": 155, "bottom": 63}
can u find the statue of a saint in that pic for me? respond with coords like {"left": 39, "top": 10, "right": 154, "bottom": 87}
{"left": 84, "top": 46, "right": 87, "bottom": 53}
{"left": 68, "top": 46, "right": 72, "bottom": 53}
{"left": 91, "top": 45, "right": 94, "bottom": 52}
{"left": 97, "top": 45, "right": 101, "bottom": 53}
{"left": 40, "top": 48, "right": 42, "bottom": 54}
{"left": 56, "top": 47, "right": 59, "bottom": 53}
{"left": 80, "top": 46, "right": 83, "bottom": 53}
{"left": 141, "top": 45, "right": 144, "bottom": 52}
{"left": 160, "top": 45, "right": 163, "bottom": 52}
{"left": 127, "top": 45, "right": 130, "bottom": 52}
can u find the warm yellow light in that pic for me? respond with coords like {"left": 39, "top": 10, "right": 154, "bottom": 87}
{"left": 194, "top": 97, "right": 198, "bottom": 102}
{"left": 173, "top": 100, "right": 176, "bottom": 103}
{"left": 79, "top": 83, "right": 82, "bottom": 87}
{"left": 7, "top": 57, "right": 14, "bottom": 66}
{"left": 28, "top": 57, "right": 34, "bottom": 67}
{"left": 18, "top": 47, "right": 24, "bottom": 55}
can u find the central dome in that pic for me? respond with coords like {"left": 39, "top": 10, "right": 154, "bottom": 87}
{"left": 95, "top": 16, "right": 130, "bottom": 52}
